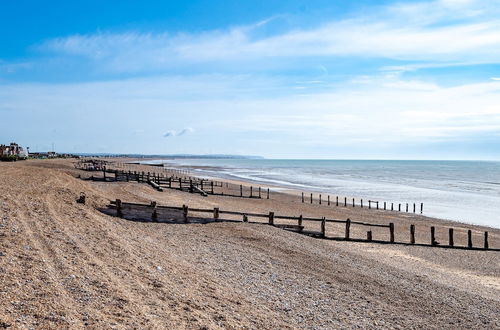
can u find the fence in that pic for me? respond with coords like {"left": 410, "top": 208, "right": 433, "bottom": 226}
{"left": 107, "top": 200, "right": 495, "bottom": 251}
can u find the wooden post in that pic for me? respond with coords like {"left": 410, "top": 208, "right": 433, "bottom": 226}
{"left": 384, "top": 202, "right": 386, "bottom": 210}
{"left": 431, "top": 226, "right": 436, "bottom": 246}
{"left": 240, "top": 185, "right": 243, "bottom": 197}
{"left": 389, "top": 223, "right": 395, "bottom": 243}
{"left": 298, "top": 215, "right": 303, "bottom": 232}
{"left": 213, "top": 207, "right": 219, "bottom": 221}
{"left": 376, "top": 201, "right": 379, "bottom": 210}
{"left": 151, "top": 201, "right": 158, "bottom": 222}
{"left": 250, "top": 186, "right": 253, "bottom": 198}
{"left": 310, "top": 193, "right": 313, "bottom": 204}
{"left": 336, "top": 196, "right": 339, "bottom": 206}
{"left": 391, "top": 203, "right": 394, "bottom": 211}
{"left": 103, "top": 166, "right": 106, "bottom": 181}
{"left": 361, "top": 199, "right": 363, "bottom": 208}
{"left": 179, "top": 178, "right": 182, "bottom": 190}
{"left": 413, "top": 203, "right": 416, "bottom": 213}
{"left": 468, "top": 230, "right": 472, "bottom": 249}
{"left": 269, "top": 212, "right": 275, "bottom": 225}
{"left": 319, "top": 194, "right": 322, "bottom": 205}
{"left": 302, "top": 192, "right": 304, "bottom": 203}
{"left": 200, "top": 181, "right": 204, "bottom": 191}
{"left": 267, "top": 188, "right": 270, "bottom": 199}
{"left": 420, "top": 203, "right": 424, "bottom": 214}
{"left": 211, "top": 181, "right": 214, "bottom": 194}
{"left": 183, "top": 205, "right": 189, "bottom": 223}
{"left": 398, "top": 203, "right": 401, "bottom": 212}
{"left": 368, "top": 200, "right": 371, "bottom": 209}
{"left": 352, "top": 198, "right": 355, "bottom": 207}
{"left": 328, "top": 195, "right": 330, "bottom": 205}
{"left": 484, "top": 232, "right": 489, "bottom": 250}
{"left": 321, "top": 217, "right": 326, "bottom": 237}
{"left": 243, "top": 214, "right": 248, "bottom": 222}
{"left": 367, "top": 231, "right": 372, "bottom": 242}
{"left": 406, "top": 203, "right": 409, "bottom": 213}
{"left": 449, "top": 228, "right": 454, "bottom": 247}
{"left": 259, "top": 187, "right": 261, "bottom": 198}
{"left": 189, "top": 179, "right": 193, "bottom": 193}
{"left": 344, "top": 197, "right": 347, "bottom": 207}
{"left": 410, "top": 225, "right": 415, "bottom": 244}
{"left": 116, "top": 199, "right": 123, "bottom": 218}
{"left": 345, "top": 219, "right": 351, "bottom": 240}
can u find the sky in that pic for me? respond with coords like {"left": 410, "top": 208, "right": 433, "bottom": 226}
{"left": 1, "top": 0, "right": 500, "bottom": 159}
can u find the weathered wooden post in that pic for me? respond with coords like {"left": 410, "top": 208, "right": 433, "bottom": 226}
{"left": 319, "top": 194, "right": 322, "bottom": 205}
{"left": 179, "top": 178, "right": 182, "bottom": 190}
{"left": 398, "top": 203, "right": 401, "bottom": 212}
{"left": 169, "top": 177, "right": 172, "bottom": 188}
{"left": 189, "top": 179, "right": 193, "bottom": 193}
{"left": 321, "top": 217, "right": 326, "bottom": 237}
{"left": 431, "top": 227, "right": 437, "bottom": 246}
{"left": 259, "top": 187, "right": 261, "bottom": 198}
{"left": 391, "top": 203, "right": 394, "bottom": 211}
{"left": 376, "top": 201, "right": 379, "bottom": 210}
{"left": 328, "top": 195, "right": 330, "bottom": 205}
{"left": 410, "top": 225, "right": 415, "bottom": 244}
{"left": 367, "top": 231, "right": 372, "bottom": 241}
{"left": 352, "top": 198, "right": 355, "bottom": 207}
{"left": 103, "top": 166, "right": 106, "bottom": 181}
{"left": 213, "top": 207, "right": 219, "bottom": 221}
{"left": 267, "top": 188, "right": 270, "bottom": 199}
{"left": 361, "top": 199, "right": 363, "bottom": 208}
{"left": 449, "top": 228, "right": 454, "bottom": 247}
{"left": 413, "top": 203, "right": 416, "bottom": 213}
{"left": 384, "top": 202, "right": 386, "bottom": 210}
{"left": 250, "top": 186, "right": 253, "bottom": 198}
{"left": 243, "top": 214, "right": 248, "bottom": 222}
{"left": 298, "top": 215, "right": 303, "bottom": 232}
{"left": 389, "top": 223, "right": 395, "bottom": 243}
{"left": 310, "top": 193, "right": 313, "bottom": 204}
{"left": 183, "top": 205, "right": 189, "bottom": 223}
{"left": 151, "top": 201, "right": 158, "bottom": 222}
{"left": 368, "top": 200, "right": 371, "bottom": 209}
{"left": 468, "top": 230, "right": 473, "bottom": 249}
{"left": 240, "top": 185, "right": 243, "bottom": 197}
{"left": 302, "top": 192, "right": 304, "bottom": 203}
{"left": 336, "top": 196, "right": 339, "bottom": 206}
{"left": 345, "top": 218, "right": 351, "bottom": 240}
{"left": 269, "top": 212, "right": 275, "bottom": 225}
{"left": 484, "top": 232, "right": 489, "bottom": 250}
{"left": 420, "top": 203, "right": 424, "bottom": 214}
{"left": 344, "top": 197, "right": 347, "bottom": 207}
{"left": 116, "top": 199, "right": 123, "bottom": 218}
{"left": 406, "top": 203, "right": 409, "bottom": 212}
{"left": 126, "top": 172, "right": 129, "bottom": 182}
{"left": 211, "top": 181, "right": 214, "bottom": 194}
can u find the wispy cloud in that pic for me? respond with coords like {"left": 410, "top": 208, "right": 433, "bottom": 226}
{"left": 36, "top": 0, "right": 500, "bottom": 73}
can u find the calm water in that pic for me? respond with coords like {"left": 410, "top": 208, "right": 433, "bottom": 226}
{"left": 148, "top": 159, "right": 500, "bottom": 228}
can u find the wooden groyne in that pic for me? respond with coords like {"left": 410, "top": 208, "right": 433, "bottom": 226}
{"left": 76, "top": 160, "right": 270, "bottom": 199}
{"left": 106, "top": 200, "right": 496, "bottom": 251}
{"left": 301, "top": 192, "right": 424, "bottom": 215}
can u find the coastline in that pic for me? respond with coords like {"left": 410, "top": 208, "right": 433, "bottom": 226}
{"left": 1, "top": 158, "right": 499, "bottom": 328}
{"left": 135, "top": 158, "right": 500, "bottom": 230}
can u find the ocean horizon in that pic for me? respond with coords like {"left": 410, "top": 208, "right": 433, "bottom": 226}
{"left": 144, "top": 158, "right": 500, "bottom": 229}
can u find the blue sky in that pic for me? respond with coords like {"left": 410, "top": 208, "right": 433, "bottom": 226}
{"left": 1, "top": 0, "right": 500, "bottom": 159}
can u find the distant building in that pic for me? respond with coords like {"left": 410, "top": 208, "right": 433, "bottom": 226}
{"left": 0, "top": 142, "right": 29, "bottom": 160}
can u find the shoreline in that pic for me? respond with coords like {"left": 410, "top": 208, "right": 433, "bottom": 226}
{"left": 130, "top": 158, "right": 500, "bottom": 231}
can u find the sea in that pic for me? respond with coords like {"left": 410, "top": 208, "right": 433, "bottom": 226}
{"left": 145, "top": 159, "right": 500, "bottom": 229}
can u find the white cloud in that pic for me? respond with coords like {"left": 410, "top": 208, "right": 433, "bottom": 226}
{"left": 163, "top": 127, "right": 194, "bottom": 137}
{"left": 37, "top": 0, "right": 500, "bottom": 73}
